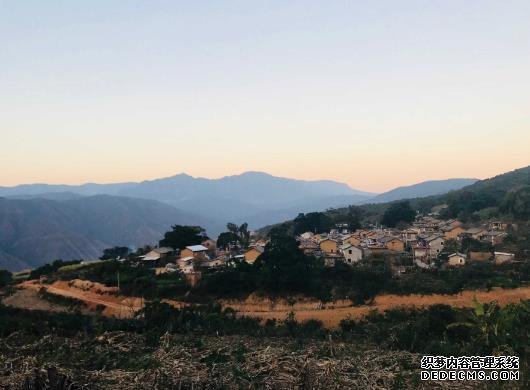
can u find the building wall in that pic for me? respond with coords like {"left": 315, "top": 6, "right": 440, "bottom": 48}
{"left": 403, "top": 231, "right": 418, "bottom": 242}
{"left": 444, "top": 227, "right": 465, "bottom": 240}
{"left": 343, "top": 246, "right": 363, "bottom": 264}
{"left": 428, "top": 238, "right": 445, "bottom": 255}
{"left": 180, "top": 248, "right": 194, "bottom": 258}
{"left": 320, "top": 240, "right": 338, "bottom": 254}
{"left": 414, "top": 249, "right": 427, "bottom": 259}
{"left": 448, "top": 256, "right": 466, "bottom": 266}
{"left": 180, "top": 248, "right": 207, "bottom": 258}
{"left": 343, "top": 236, "right": 361, "bottom": 247}
{"left": 494, "top": 253, "right": 514, "bottom": 264}
{"left": 386, "top": 239, "right": 404, "bottom": 252}
{"left": 469, "top": 251, "right": 491, "bottom": 261}
{"left": 244, "top": 248, "right": 262, "bottom": 264}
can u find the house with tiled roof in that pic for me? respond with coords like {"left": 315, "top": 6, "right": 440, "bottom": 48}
{"left": 319, "top": 238, "right": 339, "bottom": 254}
{"left": 379, "top": 236, "right": 405, "bottom": 252}
{"left": 180, "top": 245, "right": 209, "bottom": 259}
{"left": 243, "top": 246, "right": 264, "bottom": 264}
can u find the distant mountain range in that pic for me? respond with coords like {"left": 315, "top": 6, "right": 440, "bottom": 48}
{"left": 0, "top": 171, "right": 479, "bottom": 270}
{"left": 371, "top": 178, "right": 478, "bottom": 203}
{"left": 259, "top": 165, "right": 530, "bottom": 236}
{"left": 0, "top": 172, "right": 375, "bottom": 231}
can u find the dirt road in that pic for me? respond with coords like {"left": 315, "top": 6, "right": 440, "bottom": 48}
{"left": 223, "top": 286, "right": 530, "bottom": 328}
{"left": 19, "top": 279, "right": 143, "bottom": 318}
{"left": 13, "top": 280, "right": 530, "bottom": 328}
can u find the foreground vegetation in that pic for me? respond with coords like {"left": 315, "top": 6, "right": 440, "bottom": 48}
{"left": 0, "top": 298, "right": 528, "bottom": 388}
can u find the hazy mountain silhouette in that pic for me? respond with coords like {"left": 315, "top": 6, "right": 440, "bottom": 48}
{"left": 0, "top": 171, "right": 375, "bottom": 231}
{"left": 0, "top": 195, "right": 216, "bottom": 271}
{"left": 0, "top": 172, "right": 496, "bottom": 270}
{"left": 371, "top": 178, "right": 478, "bottom": 203}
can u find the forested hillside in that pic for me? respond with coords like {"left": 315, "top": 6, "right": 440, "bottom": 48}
{"left": 0, "top": 195, "right": 211, "bottom": 271}
{"left": 259, "top": 165, "right": 530, "bottom": 234}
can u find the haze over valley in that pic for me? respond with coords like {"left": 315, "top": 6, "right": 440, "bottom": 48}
{"left": 0, "top": 170, "right": 481, "bottom": 270}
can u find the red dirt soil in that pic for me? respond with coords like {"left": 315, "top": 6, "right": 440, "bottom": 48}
{"left": 15, "top": 279, "right": 530, "bottom": 329}
{"left": 19, "top": 279, "right": 144, "bottom": 318}
{"left": 225, "top": 287, "right": 530, "bottom": 328}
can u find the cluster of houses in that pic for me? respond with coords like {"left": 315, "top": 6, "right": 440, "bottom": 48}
{"left": 296, "top": 216, "right": 516, "bottom": 270}
{"left": 134, "top": 216, "right": 516, "bottom": 282}
{"left": 136, "top": 238, "right": 268, "bottom": 282}
{"left": 139, "top": 240, "right": 218, "bottom": 273}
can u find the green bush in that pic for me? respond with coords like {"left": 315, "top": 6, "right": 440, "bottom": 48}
{"left": 0, "top": 269, "right": 12, "bottom": 288}
{"left": 340, "top": 300, "right": 530, "bottom": 356}
{"left": 29, "top": 259, "right": 82, "bottom": 279}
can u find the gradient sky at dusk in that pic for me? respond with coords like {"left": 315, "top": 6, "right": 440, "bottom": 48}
{"left": 1, "top": 1, "right": 529, "bottom": 192}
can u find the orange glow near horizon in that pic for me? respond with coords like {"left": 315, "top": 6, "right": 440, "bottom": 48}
{"left": 2, "top": 2, "right": 530, "bottom": 192}
{"left": 1, "top": 156, "right": 528, "bottom": 193}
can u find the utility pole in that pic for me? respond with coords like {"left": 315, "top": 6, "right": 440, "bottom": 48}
{"left": 117, "top": 271, "right": 120, "bottom": 294}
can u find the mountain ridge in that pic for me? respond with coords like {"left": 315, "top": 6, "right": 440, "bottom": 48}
{"left": 0, "top": 171, "right": 372, "bottom": 196}
{"left": 0, "top": 172, "right": 479, "bottom": 234}
{"left": 0, "top": 172, "right": 375, "bottom": 231}
{"left": 0, "top": 195, "right": 218, "bottom": 271}
{"left": 1, "top": 169, "right": 521, "bottom": 271}
{"left": 372, "top": 178, "right": 478, "bottom": 203}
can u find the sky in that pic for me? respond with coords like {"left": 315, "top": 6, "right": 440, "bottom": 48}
{"left": 1, "top": 1, "right": 529, "bottom": 192}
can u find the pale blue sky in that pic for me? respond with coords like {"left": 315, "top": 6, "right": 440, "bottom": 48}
{"left": 1, "top": 1, "right": 529, "bottom": 191}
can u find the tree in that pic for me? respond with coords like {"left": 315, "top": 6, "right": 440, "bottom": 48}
{"left": 159, "top": 225, "right": 208, "bottom": 249}
{"left": 0, "top": 269, "right": 12, "bottom": 288}
{"left": 502, "top": 185, "right": 530, "bottom": 219}
{"left": 445, "top": 190, "right": 497, "bottom": 219}
{"left": 293, "top": 212, "right": 332, "bottom": 235}
{"left": 100, "top": 246, "right": 130, "bottom": 260}
{"left": 254, "top": 232, "right": 324, "bottom": 295}
{"left": 135, "top": 245, "right": 154, "bottom": 256}
{"left": 217, "top": 223, "right": 250, "bottom": 249}
{"left": 447, "top": 299, "right": 523, "bottom": 355}
{"left": 29, "top": 259, "right": 81, "bottom": 279}
{"left": 237, "top": 223, "right": 251, "bottom": 248}
{"left": 443, "top": 239, "right": 460, "bottom": 254}
{"left": 216, "top": 231, "right": 240, "bottom": 250}
{"left": 267, "top": 223, "right": 290, "bottom": 237}
{"left": 460, "top": 237, "right": 492, "bottom": 253}
{"left": 381, "top": 201, "right": 416, "bottom": 227}
{"left": 344, "top": 206, "right": 362, "bottom": 231}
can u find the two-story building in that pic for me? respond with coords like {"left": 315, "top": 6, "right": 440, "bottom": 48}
{"left": 319, "top": 238, "right": 339, "bottom": 254}
{"left": 341, "top": 243, "right": 363, "bottom": 265}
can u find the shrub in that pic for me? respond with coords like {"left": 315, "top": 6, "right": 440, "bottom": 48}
{"left": 29, "top": 260, "right": 82, "bottom": 279}
{"left": 0, "top": 269, "right": 12, "bottom": 288}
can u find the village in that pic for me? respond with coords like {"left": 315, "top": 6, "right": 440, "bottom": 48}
{"left": 295, "top": 217, "right": 515, "bottom": 269}
{"left": 131, "top": 213, "right": 518, "bottom": 285}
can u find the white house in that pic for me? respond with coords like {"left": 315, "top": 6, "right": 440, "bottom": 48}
{"left": 341, "top": 243, "right": 363, "bottom": 265}
{"left": 447, "top": 252, "right": 466, "bottom": 267}
{"left": 426, "top": 235, "right": 445, "bottom": 256}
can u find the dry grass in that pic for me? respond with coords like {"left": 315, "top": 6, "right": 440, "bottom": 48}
{"left": 0, "top": 332, "right": 481, "bottom": 389}
{"left": 2, "top": 289, "right": 72, "bottom": 313}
